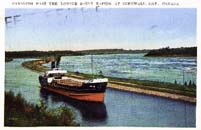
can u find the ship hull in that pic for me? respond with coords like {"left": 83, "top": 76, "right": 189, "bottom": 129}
{"left": 41, "top": 86, "right": 105, "bottom": 102}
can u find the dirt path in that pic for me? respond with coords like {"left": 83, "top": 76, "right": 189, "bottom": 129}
{"left": 108, "top": 83, "right": 196, "bottom": 103}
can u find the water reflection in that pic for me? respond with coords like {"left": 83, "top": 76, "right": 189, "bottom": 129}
{"left": 40, "top": 89, "right": 108, "bottom": 122}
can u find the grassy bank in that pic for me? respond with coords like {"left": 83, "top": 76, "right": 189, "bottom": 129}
{"left": 22, "top": 59, "right": 196, "bottom": 103}
{"left": 5, "top": 91, "right": 79, "bottom": 126}
{"left": 22, "top": 59, "right": 49, "bottom": 72}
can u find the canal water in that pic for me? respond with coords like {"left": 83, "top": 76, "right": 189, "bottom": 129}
{"left": 5, "top": 58, "right": 196, "bottom": 127}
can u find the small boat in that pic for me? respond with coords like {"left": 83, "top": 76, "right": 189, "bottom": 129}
{"left": 39, "top": 56, "right": 108, "bottom": 102}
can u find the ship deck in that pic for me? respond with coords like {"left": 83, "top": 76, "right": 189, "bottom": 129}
{"left": 54, "top": 76, "right": 85, "bottom": 87}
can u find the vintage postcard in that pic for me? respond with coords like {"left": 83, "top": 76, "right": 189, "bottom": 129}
{"left": 1, "top": 0, "right": 200, "bottom": 128}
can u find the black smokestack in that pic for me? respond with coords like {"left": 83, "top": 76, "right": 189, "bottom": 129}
{"left": 56, "top": 55, "right": 61, "bottom": 68}
{"left": 51, "top": 61, "right": 56, "bottom": 69}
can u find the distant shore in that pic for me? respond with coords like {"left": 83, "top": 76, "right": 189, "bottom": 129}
{"left": 144, "top": 47, "right": 197, "bottom": 57}
{"left": 5, "top": 57, "right": 13, "bottom": 62}
{"left": 21, "top": 58, "right": 196, "bottom": 103}
{"left": 5, "top": 47, "right": 196, "bottom": 60}
{"left": 5, "top": 49, "right": 150, "bottom": 59}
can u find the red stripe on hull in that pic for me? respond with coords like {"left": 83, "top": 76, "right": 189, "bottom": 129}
{"left": 42, "top": 87, "right": 105, "bottom": 102}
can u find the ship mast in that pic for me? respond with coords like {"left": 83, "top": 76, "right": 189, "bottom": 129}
{"left": 91, "top": 55, "right": 94, "bottom": 78}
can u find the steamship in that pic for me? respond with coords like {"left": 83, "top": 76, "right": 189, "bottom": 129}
{"left": 39, "top": 56, "right": 108, "bottom": 102}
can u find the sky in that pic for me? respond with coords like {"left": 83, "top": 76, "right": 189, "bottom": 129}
{"left": 5, "top": 8, "right": 196, "bottom": 51}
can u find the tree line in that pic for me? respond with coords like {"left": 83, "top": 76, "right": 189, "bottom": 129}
{"left": 5, "top": 49, "right": 150, "bottom": 58}
{"left": 144, "top": 47, "right": 197, "bottom": 57}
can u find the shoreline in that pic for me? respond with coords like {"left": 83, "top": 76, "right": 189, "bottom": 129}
{"left": 21, "top": 58, "right": 196, "bottom": 104}
{"left": 108, "top": 83, "right": 196, "bottom": 103}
